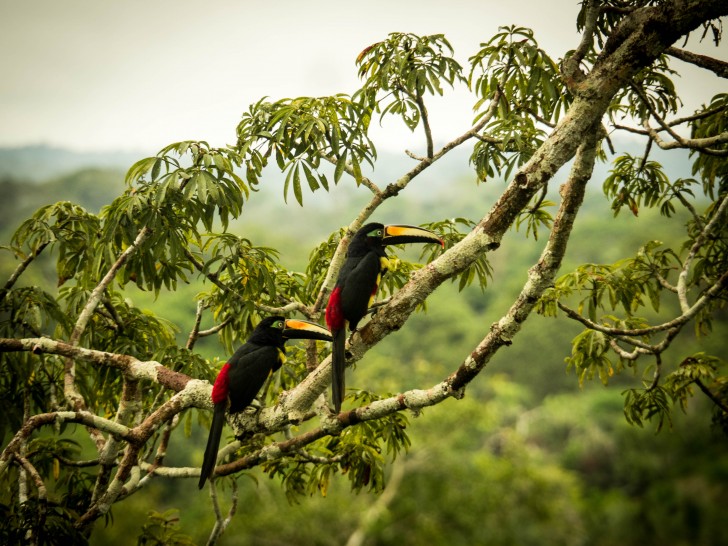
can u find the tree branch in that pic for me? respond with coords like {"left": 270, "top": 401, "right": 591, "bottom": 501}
{"left": 666, "top": 45, "right": 728, "bottom": 78}
{"left": 677, "top": 192, "right": 728, "bottom": 311}
{"left": 0, "top": 337, "right": 195, "bottom": 393}
{"left": 0, "top": 241, "right": 49, "bottom": 300}
{"left": 562, "top": 0, "right": 599, "bottom": 89}
{"left": 64, "top": 227, "right": 151, "bottom": 426}
{"left": 268, "top": 0, "right": 713, "bottom": 422}
{"left": 206, "top": 478, "right": 238, "bottom": 546}
{"left": 0, "top": 411, "right": 134, "bottom": 476}
{"left": 695, "top": 378, "right": 728, "bottom": 415}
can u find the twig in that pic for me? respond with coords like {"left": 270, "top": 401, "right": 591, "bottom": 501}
{"left": 184, "top": 249, "right": 245, "bottom": 301}
{"left": 558, "top": 265, "right": 727, "bottom": 337}
{"left": 186, "top": 301, "right": 205, "bottom": 350}
{"left": 13, "top": 453, "right": 48, "bottom": 534}
{"left": 695, "top": 378, "right": 728, "bottom": 415}
{"left": 206, "top": 478, "right": 239, "bottom": 546}
{"left": 631, "top": 83, "right": 728, "bottom": 155}
{"left": 197, "top": 318, "right": 233, "bottom": 338}
{"left": 414, "top": 92, "right": 434, "bottom": 159}
{"left": 322, "top": 154, "right": 382, "bottom": 195}
{"left": 647, "top": 353, "right": 662, "bottom": 390}
{"left": 0, "top": 241, "right": 49, "bottom": 300}
{"left": 677, "top": 192, "right": 728, "bottom": 311}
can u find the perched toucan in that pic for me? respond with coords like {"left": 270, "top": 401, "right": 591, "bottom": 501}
{"left": 198, "top": 316, "right": 332, "bottom": 489}
{"left": 325, "top": 223, "right": 443, "bottom": 412}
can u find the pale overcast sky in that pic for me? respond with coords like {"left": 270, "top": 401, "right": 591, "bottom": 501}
{"left": 0, "top": 0, "right": 724, "bottom": 153}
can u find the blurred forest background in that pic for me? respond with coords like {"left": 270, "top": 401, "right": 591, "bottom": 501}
{"left": 1, "top": 143, "right": 726, "bottom": 545}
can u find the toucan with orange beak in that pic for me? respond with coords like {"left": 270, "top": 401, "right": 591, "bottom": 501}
{"left": 325, "top": 223, "right": 443, "bottom": 412}
{"left": 199, "top": 316, "right": 332, "bottom": 489}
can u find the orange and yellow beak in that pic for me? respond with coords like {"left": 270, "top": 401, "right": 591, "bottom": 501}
{"left": 382, "top": 225, "right": 444, "bottom": 247}
{"left": 283, "top": 319, "right": 333, "bottom": 342}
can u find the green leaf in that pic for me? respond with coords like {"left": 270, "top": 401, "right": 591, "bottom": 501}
{"left": 334, "top": 152, "right": 347, "bottom": 183}
{"left": 293, "top": 164, "right": 303, "bottom": 206}
{"left": 302, "top": 162, "right": 320, "bottom": 192}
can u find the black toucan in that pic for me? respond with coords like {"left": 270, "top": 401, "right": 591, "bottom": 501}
{"left": 199, "top": 316, "right": 332, "bottom": 489}
{"left": 325, "top": 223, "right": 443, "bottom": 412}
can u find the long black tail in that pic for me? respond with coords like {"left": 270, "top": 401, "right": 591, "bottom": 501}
{"left": 199, "top": 403, "right": 226, "bottom": 489}
{"left": 331, "top": 327, "right": 346, "bottom": 413}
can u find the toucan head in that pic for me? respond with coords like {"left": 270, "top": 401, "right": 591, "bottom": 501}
{"left": 352, "top": 223, "right": 444, "bottom": 251}
{"left": 251, "top": 316, "right": 333, "bottom": 345}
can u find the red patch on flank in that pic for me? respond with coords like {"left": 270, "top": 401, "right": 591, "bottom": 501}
{"left": 325, "top": 287, "right": 345, "bottom": 330}
{"left": 211, "top": 362, "right": 231, "bottom": 405}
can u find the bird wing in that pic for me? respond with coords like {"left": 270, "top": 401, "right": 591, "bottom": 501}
{"left": 226, "top": 344, "right": 283, "bottom": 414}
{"left": 339, "top": 251, "right": 383, "bottom": 330}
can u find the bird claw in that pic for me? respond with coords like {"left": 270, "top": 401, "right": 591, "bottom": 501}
{"left": 245, "top": 399, "right": 262, "bottom": 413}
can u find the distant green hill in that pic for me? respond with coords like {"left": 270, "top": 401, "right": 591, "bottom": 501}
{"left": 0, "top": 144, "right": 149, "bottom": 182}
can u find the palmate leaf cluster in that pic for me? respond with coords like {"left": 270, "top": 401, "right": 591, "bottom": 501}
{"left": 355, "top": 32, "right": 465, "bottom": 130}
{"left": 604, "top": 154, "right": 699, "bottom": 217}
{"left": 468, "top": 26, "right": 570, "bottom": 181}
{"left": 235, "top": 95, "right": 375, "bottom": 205}
{"left": 539, "top": 203, "right": 727, "bottom": 430}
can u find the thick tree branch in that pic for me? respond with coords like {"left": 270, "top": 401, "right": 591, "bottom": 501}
{"left": 450, "top": 125, "right": 600, "bottom": 391}
{"left": 254, "top": 2, "right": 728, "bottom": 429}
{"left": 0, "top": 337, "right": 194, "bottom": 393}
{"left": 0, "top": 411, "right": 134, "bottom": 475}
{"left": 246, "top": 124, "right": 600, "bottom": 435}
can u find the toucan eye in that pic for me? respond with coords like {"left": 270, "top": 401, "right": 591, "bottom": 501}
{"left": 273, "top": 320, "right": 284, "bottom": 329}
{"left": 368, "top": 229, "right": 383, "bottom": 237}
